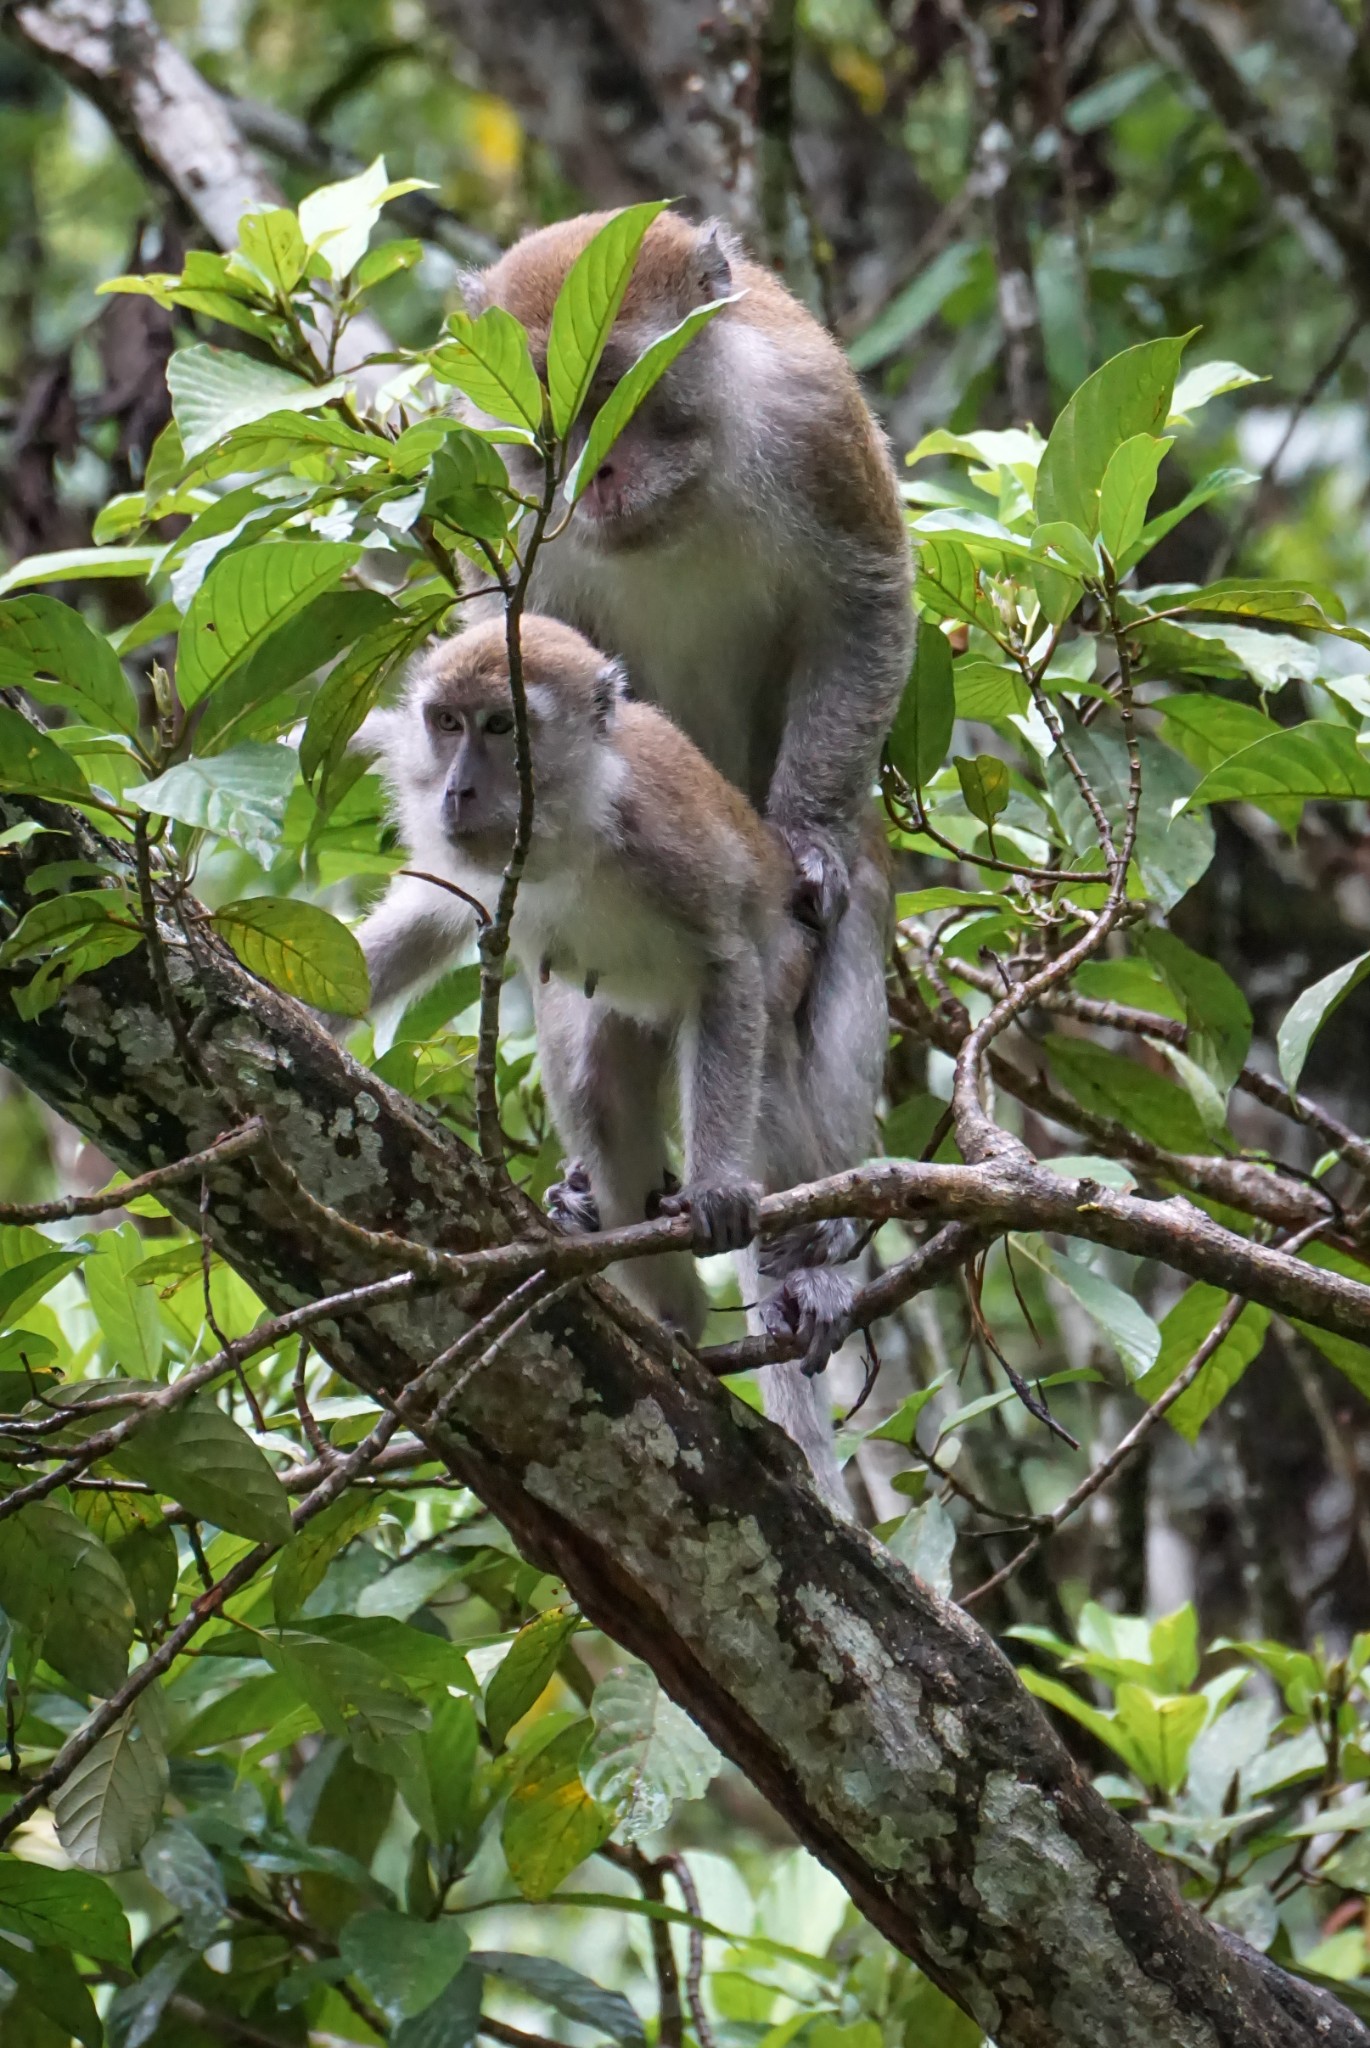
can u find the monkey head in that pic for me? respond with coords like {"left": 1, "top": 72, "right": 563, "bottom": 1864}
{"left": 381, "top": 617, "right": 627, "bottom": 869}
{"left": 461, "top": 212, "right": 739, "bottom": 550}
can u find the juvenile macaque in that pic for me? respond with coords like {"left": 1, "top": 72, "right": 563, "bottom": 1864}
{"left": 361, "top": 617, "right": 853, "bottom": 1497}
{"left": 458, "top": 210, "right": 908, "bottom": 1392}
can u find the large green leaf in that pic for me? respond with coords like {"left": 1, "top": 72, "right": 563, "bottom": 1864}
{"left": 503, "top": 1719, "right": 614, "bottom": 1899}
{"left": 0, "top": 1937, "right": 103, "bottom": 2048}
{"left": 915, "top": 536, "right": 1003, "bottom": 636}
{"left": 0, "top": 705, "right": 94, "bottom": 806}
{"left": 566, "top": 296, "right": 737, "bottom": 500}
{"left": 258, "top": 1628, "right": 431, "bottom": 1755}
{"left": 546, "top": 202, "right": 669, "bottom": 437}
{"left": 139, "top": 1824, "right": 228, "bottom": 1951}
{"left": 1046, "top": 724, "right": 1213, "bottom": 912}
{"left": 1010, "top": 1236, "right": 1160, "bottom": 1380}
{"left": 582, "top": 1663, "right": 721, "bottom": 1842}
{"left": 130, "top": 743, "right": 298, "bottom": 867}
{"left": 0, "top": 1224, "right": 92, "bottom": 1326}
{"left": 85, "top": 1224, "right": 164, "bottom": 1379}
{"left": 1149, "top": 576, "right": 1367, "bottom": 643}
{"left": 195, "top": 588, "right": 401, "bottom": 757}
{"left": 166, "top": 344, "right": 346, "bottom": 460}
{"left": 0, "top": 596, "right": 139, "bottom": 737}
{"left": 339, "top": 1908, "right": 471, "bottom": 2024}
{"left": 300, "top": 610, "right": 426, "bottom": 793}
{"left": 485, "top": 1607, "right": 579, "bottom": 1748}
{"left": 393, "top": 1964, "right": 483, "bottom": 2048}
{"left": 1135, "top": 1284, "right": 1270, "bottom": 1441}
{"left": 175, "top": 540, "right": 361, "bottom": 707}
{"left": 0, "top": 546, "right": 163, "bottom": 600}
{"left": 110, "top": 1395, "right": 292, "bottom": 1544}
{"left": 1043, "top": 1033, "right": 1225, "bottom": 1154}
{"left": 473, "top": 1952, "right": 646, "bottom": 2046}
{"left": 0, "top": 1858, "right": 132, "bottom": 1966}
{"left": 1098, "top": 435, "right": 1173, "bottom": 565}
{"left": 1277, "top": 952, "right": 1370, "bottom": 1094}
{"left": 1114, "top": 1685, "right": 1207, "bottom": 1795}
{"left": 0, "top": 891, "right": 135, "bottom": 973}
{"left": 210, "top": 895, "right": 370, "bottom": 1015}
{"left": 432, "top": 307, "right": 544, "bottom": 430}
{"left": 1141, "top": 928, "right": 1252, "bottom": 1090}
{"left": 1186, "top": 722, "right": 1370, "bottom": 811}
{"left": 52, "top": 1692, "right": 169, "bottom": 1872}
{"left": 272, "top": 1493, "right": 383, "bottom": 1622}
{"left": 0, "top": 1499, "right": 135, "bottom": 1695}
{"left": 888, "top": 623, "right": 955, "bottom": 789}
{"left": 1036, "top": 335, "right": 1190, "bottom": 535}
{"left": 237, "top": 206, "right": 307, "bottom": 295}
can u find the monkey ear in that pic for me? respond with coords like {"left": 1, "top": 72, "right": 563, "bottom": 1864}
{"left": 593, "top": 658, "right": 629, "bottom": 733}
{"left": 455, "top": 266, "right": 489, "bottom": 315}
{"left": 696, "top": 221, "right": 737, "bottom": 302}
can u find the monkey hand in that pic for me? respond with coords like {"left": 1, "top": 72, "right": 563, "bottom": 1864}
{"left": 762, "top": 1266, "right": 856, "bottom": 1378}
{"left": 776, "top": 824, "right": 850, "bottom": 934}
{"left": 659, "top": 1179, "right": 761, "bottom": 1257}
{"left": 546, "top": 1158, "right": 601, "bottom": 1234}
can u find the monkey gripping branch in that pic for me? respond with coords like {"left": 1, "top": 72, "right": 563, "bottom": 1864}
{"left": 1, "top": 182, "right": 1370, "bottom": 2045}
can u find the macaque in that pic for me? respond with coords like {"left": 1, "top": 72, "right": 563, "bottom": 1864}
{"left": 359, "top": 616, "right": 855, "bottom": 1501}
{"left": 457, "top": 209, "right": 909, "bottom": 1404}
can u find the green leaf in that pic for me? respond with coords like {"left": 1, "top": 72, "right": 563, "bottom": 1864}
{"left": 298, "top": 157, "right": 432, "bottom": 279}
{"left": 196, "top": 588, "right": 401, "bottom": 757}
{"left": 272, "top": 1493, "right": 382, "bottom": 1622}
{"left": 888, "top": 624, "right": 955, "bottom": 789}
{"left": 0, "top": 1499, "right": 135, "bottom": 1695}
{"left": 423, "top": 1695, "right": 482, "bottom": 1849}
{"left": 953, "top": 658, "right": 1028, "bottom": 721}
{"left": 210, "top": 895, "right": 370, "bottom": 1015}
{"left": 566, "top": 296, "right": 738, "bottom": 500}
{"left": 474, "top": 1952, "right": 646, "bottom": 2045}
{"left": 1153, "top": 576, "right": 1363, "bottom": 640}
{"left": 1031, "top": 520, "right": 1101, "bottom": 581}
{"left": 1018, "top": 1667, "right": 1146, "bottom": 1777}
{"left": 1277, "top": 952, "right": 1370, "bottom": 1094}
{"left": 1141, "top": 928, "right": 1252, "bottom": 1090}
{"left": 339, "top": 1908, "right": 471, "bottom": 2024}
{"left": 1036, "top": 334, "right": 1191, "bottom": 535}
{"left": 237, "top": 207, "right": 308, "bottom": 295}
{"left": 432, "top": 307, "right": 544, "bottom": 430}
{"left": 76, "top": 1495, "right": 177, "bottom": 1635}
{"left": 85, "top": 1224, "right": 163, "bottom": 1379}
{"left": 1157, "top": 692, "right": 1281, "bottom": 775}
{"left": 423, "top": 432, "right": 514, "bottom": 543}
{"left": 485, "top": 1607, "right": 579, "bottom": 1748}
{"left": 130, "top": 744, "right": 298, "bottom": 867}
{"left": 583, "top": 1664, "right": 721, "bottom": 1842}
{"left": 953, "top": 754, "right": 1010, "bottom": 829}
{"left": 0, "top": 1938, "right": 103, "bottom": 2048}
{"left": 1135, "top": 1285, "right": 1270, "bottom": 1441}
{"left": 1047, "top": 724, "right": 1213, "bottom": 912}
{"left": 176, "top": 540, "right": 361, "bottom": 708}
{"left": 110, "top": 1395, "right": 292, "bottom": 1544}
{"left": 0, "top": 597, "right": 139, "bottom": 738}
{"left": 0, "top": 546, "right": 163, "bottom": 600}
{"left": 1010, "top": 1236, "right": 1160, "bottom": 1379}
{"left": 393, "top": 1965, "right": 483, "bottom": 2048}
{"left": 139, "top": 1823, "right": 227, "bottom": 1950}
{"left": 0, "top": 892, "right": 134, "bottom": 973}
{"left": 503, "top": 1719, "right": 614, "bottom": 1899}
{"left": 1114, "top": 1684, "right": 1206, "bottom": 1795}
{"left": 52, "top": 1693, "right": 168, "bottom": 1872}
{"left": 915, "top": 536, "right": 1002, "bottom": 636}
{"left": 257, "top": 1627, "right": 431, "bottom": 1755}
{"left": 166, "top": 345, "right": 346, "bottom": 462}
{"left": 1099, "top": 435, "right": 1173, "bottom": 565}
{"left": 104, "top": 1949, "right": 191, "bottom": 2048}
{"left": 868, "top": 1374, "right": 951, "bottom": 1445}
{"left": 0, "top": 705, "right": 94, "bottom": 806}
{"left": 1119, "top": 466, "right": 1255, "bottom": 575}
{"left": 1168, "top": 359, "right": 1265, "bottom": 419}
{"left": 0, "top": 1858, "right": 131, "bottom": 1966}
{"left": 1186, "top": 722, "right": 1370, "bottom": 813}
{"left": 547, "top": 202, "right": 670, "bottom": 436}
{"left": 1043, "top": 1034, "right": 1223, "bottom": 1154}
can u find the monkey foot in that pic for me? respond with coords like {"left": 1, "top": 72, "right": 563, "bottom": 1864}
{"left": 659, "top": 1179, "right": 761, "bottom": 1257}
{"left": 547, "top": 1159, "right": 600, "bottom": 1233}
{"left": 777, "top": 824, "right": 850, "bottom": 933}
{"left": 762, "top": 1266, "right": 856, "bottom": 1378}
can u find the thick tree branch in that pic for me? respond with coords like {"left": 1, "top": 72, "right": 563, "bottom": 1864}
{"left": 0, "top": 820, "right": 1365, "bottom": 2046}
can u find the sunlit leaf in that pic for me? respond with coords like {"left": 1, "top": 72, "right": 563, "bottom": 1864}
{"left": 546, "top": 202, "right": 669, "bottom": 436}
{"left": 175, "top": 540, "right": 361, "bottom": 707}
{"left": 1098, "top": 435, "right": 1173, "bottom": 565}
{"left": 1036, "top": 334, "right": 1191, "bottom": 535}
{"left": 0, "top": 705, "right": 95, "bottom": 806}
{"left": 566, "top": 296, "right": 738, "bottom": 501}
{"left": 432, "top": 307, "right": 544, "bottom": 430}
{"left": 0, "top": 596, "right": 140, "bottom": 737}
{"left": 210, "top": 895, "right": 370, "bottom": 1015}
{"left": 130, "top": 743, "right": 298, "bottom": 866}
{"left": 485, "top": 1607, "right": 579, "bottom": 1748}
{"left": 167, "top": 345, "right": 346, "bottom": 462}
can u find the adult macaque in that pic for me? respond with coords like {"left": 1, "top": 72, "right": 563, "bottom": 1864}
{"left": 458, "top": 209, "right": 910, "bottom": 1388}
{"left": 359, "top": 617, "right": 851, "bottom": 1504}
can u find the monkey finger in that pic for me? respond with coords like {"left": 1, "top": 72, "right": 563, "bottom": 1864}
{"left": 662, "top": 1181, "right": 761, "bottom": 1257}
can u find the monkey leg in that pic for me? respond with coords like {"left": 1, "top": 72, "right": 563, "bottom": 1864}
{"left": 533, "top": 984, "right": 709, "bottom": 1341}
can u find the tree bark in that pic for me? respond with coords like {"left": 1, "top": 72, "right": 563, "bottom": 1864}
{"left": 0, "top": 818, "right": 1363, "bottom": 2048}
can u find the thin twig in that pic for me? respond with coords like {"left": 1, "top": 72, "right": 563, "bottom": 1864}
{"left": 0, "top": 1117, "right": 266, "bottom": 1224}
{"left": 661, "top": 1854, "right": 717, "bottom": 2048}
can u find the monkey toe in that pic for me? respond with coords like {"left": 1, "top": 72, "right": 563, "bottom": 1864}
{"left": 763, "top": 1266, "right": 856, "bottom": 1377}
{"left": 661, "top": 1180, "right": 761, "bottom": 1257}
{"left": 779, "top": 826, "right": 851, "bottom": 933}
{"left": 547, "top": 1159, "right": 601, "bottom": 1234}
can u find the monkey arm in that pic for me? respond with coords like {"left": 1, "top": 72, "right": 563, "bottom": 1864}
{"left": 667, "top": 947, "right": 767, "bottom": 1256}
{"left": 355, "top": 872, "right": 479, "bottom": 1011}
{"left": 766, "top": 565, "right": 912, "bottom": 922}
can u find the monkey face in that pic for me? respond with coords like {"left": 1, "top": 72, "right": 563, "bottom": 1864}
{"left": 424, "top": 698, "right": 520, "bottom": 856}
{"left": 567, "top": 357, "right": 716, "bottom": 550}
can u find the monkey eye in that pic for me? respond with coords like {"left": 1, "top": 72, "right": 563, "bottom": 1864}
{"left": 432, "top": 706, "right": 462, "bottom": 733}
{"left": 484, "top": 710, "right": 515, "bottom": 737}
